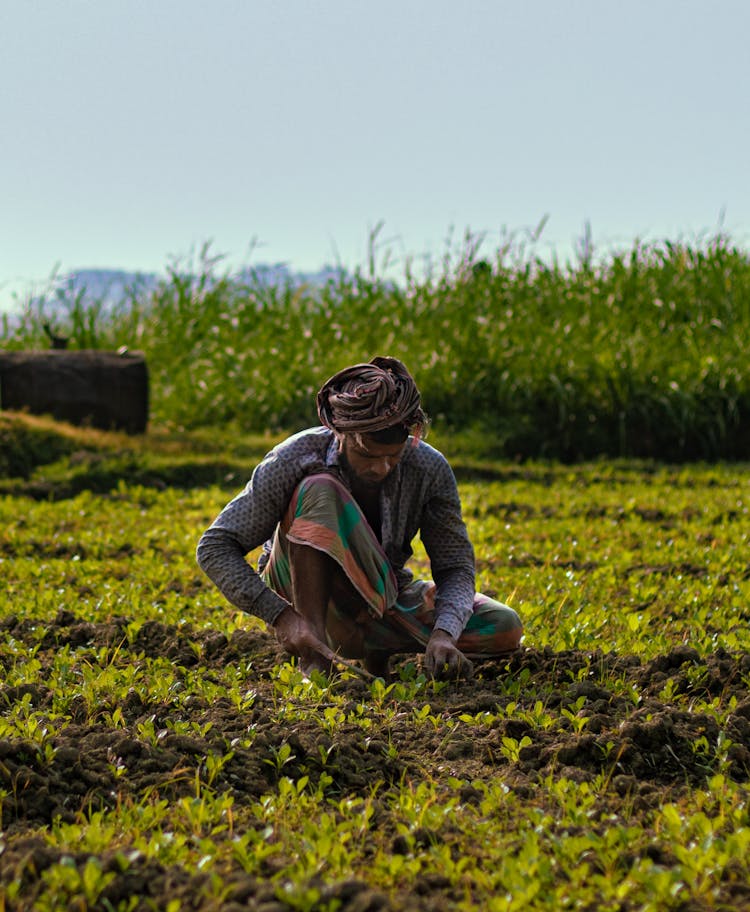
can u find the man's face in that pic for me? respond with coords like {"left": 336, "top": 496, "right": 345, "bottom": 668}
{"left": 339, "top": 434, "right": 407, "bottom": 488}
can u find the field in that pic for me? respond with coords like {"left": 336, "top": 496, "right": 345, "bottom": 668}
{"left": 1, "top": 422, "right": 749, "bottom": 911}
{"left": 2, "top": 234, "right": 750, "bottom": 908}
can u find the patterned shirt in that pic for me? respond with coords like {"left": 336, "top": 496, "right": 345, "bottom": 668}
{"left": 196, "top": 426, "right": 476, "bottom": 640}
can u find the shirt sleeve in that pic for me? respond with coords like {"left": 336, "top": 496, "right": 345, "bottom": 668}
{"left": 418, "top": 456, "right": 476, "bottom": 640}
{"left": 196, "top": 448, "right": 302, "bottom": 624}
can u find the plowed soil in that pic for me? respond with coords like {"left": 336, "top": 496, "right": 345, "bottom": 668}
{"left": 1, "top": 612, "right": 750, "bottom": 910}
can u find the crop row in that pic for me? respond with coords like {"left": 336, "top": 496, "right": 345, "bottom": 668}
{"left": 1, "top": 459, "right": 749, "bottom": 909}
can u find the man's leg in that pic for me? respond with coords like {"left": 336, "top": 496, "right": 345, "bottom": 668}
{"left": 456, "top": 594, "right": 523, "bottom": 656}
{"left": 286, "top": 539, "right": 335, "bottom": 674}
{"left": 327, "top": 571, "right": 416, "bottom": 676}
{"left": 387, "top": 582, "right": 523, "bottom": 658}
{"left": 287, "top": 540, "right": 413, "bottom": 675}
{"left": 263, "top": 473, "right": 405, "bottom": 673}
{"left": 264, "top": 473, "right": 522, "bottom": 674}
{"left": 287, "top": 539, "right": 371, "bottom": 672}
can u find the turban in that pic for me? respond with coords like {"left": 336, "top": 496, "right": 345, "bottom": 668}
{"left": 317, "top": 356, "right": 427, "bottom": 436}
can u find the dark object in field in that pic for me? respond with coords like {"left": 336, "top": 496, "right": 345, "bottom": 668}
{"left": 0, "top": 349, "right": 149, "bottom": 433}
{"left": 42, "top": 323, "right": 69, "bottom": 350}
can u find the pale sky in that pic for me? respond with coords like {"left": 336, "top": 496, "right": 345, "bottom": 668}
{"left": 2, "top": 0, "right": 749, "bottom": 309}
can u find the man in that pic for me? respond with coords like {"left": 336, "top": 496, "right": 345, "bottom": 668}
{"left": 196, "top": 356, "right": 522, "bottom": 679}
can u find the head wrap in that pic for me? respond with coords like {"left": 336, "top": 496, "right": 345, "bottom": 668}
{"left": 317, "top": 356, "right": 427, "bottom": 436}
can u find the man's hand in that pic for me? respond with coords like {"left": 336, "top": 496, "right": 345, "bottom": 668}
{"left": 424, "top": 629, "right": 474, "bottom": 681}
{"left": 272, "top": 606, "right": 329, "bottom": 660}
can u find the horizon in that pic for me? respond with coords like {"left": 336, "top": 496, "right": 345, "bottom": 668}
{"left": 2, "top": 221, "right": 746, "bottom": 317}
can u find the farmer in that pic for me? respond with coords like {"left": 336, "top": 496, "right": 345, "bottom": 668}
{"left": 196, "top": 356, "right": 522, "bottom": 679}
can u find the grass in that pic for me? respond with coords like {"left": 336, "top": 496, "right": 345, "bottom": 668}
{"left": 0, "top": 413, "right": 278, "bottom": 498}
{"left": 3, "top": 229, "right": 750, "bottom": 460}
{"left": 2, "top": 226, "right": 750, "bottom": 907}
{"left": 1, "top": 421, "right": 749, "bottom": 910}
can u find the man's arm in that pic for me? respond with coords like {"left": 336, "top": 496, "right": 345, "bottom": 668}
{"left": 196, "top": 523, "right": 289, "bottom": 623}
{"left": 418, "top": 455, "right": 477, "bottom": 677}
{"left": 418, "top": 458, "right": 477, "bottom": 637}
{"left": 272, "top": 605, "right": 335, "bottom": 661}
{"left": 197, "top": 498, "right": 334, "bottom": 660}
{"left": 196, "top": 444, "right": 303, "bottom": 623}
{"left": 196, "top": 436, "right": 339, "bottom": 662}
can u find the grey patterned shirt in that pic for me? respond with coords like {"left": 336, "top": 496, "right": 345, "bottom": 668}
{"left": 196, "top": 426, "right": 476, "bottom": 640}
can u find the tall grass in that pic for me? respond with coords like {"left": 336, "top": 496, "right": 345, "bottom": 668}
{"left": 3, "top": 232, "right": 750, "bottom": 460}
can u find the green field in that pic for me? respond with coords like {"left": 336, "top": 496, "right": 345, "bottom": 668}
{"left": 0, "top": 420, "right": 749, "bottom": 910}
{"left": 2, "top": 232, "right": 750, "bottom": 909}
{"left": 3, "top": 231, "right": 750, "bottom": 460}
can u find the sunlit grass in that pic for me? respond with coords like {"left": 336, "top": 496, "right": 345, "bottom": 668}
{"left": 2, "top": 224, "right": 750, "bottom": 907}
{"left": 3, "top": 230, "right": 750, "bottom": 459}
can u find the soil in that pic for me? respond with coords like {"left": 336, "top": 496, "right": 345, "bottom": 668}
{"left": 1, "top": 612, "right": 749, "bottom": 910}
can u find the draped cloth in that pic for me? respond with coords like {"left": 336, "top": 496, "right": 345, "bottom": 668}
{"left": 262, "top": 473, "right": 523, "bottom": 656}
{"left": 317, "top": 356, "right": 428, "bottom": 436}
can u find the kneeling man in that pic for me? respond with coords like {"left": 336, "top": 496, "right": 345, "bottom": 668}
{"left": 197, "top": 356, "right": 522, "bottom": 679}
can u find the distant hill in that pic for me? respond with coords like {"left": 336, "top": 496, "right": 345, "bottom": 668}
{"left": 62, "top": 269, "right": 160, "bottom": 303}
{"left": 60, "top": 263, "right": 344, "bottom": 305}
{"left": 0, "top": 263, "right": 350, "bottom": 318}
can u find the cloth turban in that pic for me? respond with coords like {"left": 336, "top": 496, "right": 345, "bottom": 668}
{"left": 317, "top": 356, "right": 427, "bottom": 436}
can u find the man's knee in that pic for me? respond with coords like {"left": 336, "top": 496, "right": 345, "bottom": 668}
{"left": 295, "top": 473, "right": 350, "bottom": 511}
{"left": 459, "top": 598, "right": 523, "bottom": 655}
{"left": 498, "top": 604, "right": 523, "bottom": 632}
{"left": 282, "top": 473, "right": 348, "bottom": 534}
{"left": 494, "top": 604, "right": 523, "bottom": 650}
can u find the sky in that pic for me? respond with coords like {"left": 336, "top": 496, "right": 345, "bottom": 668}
{"left": 2, "top": 0, "right": 749, "bottom": 309}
